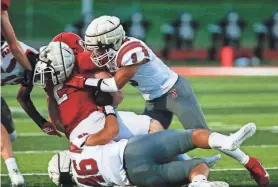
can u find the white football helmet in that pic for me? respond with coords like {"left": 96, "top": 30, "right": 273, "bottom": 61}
{"left": 85, "top": 15, "right": 125, "bottom": 69}
{"left": 33, "top": 42, "right": 75, "bottom": 88}
{"left": 48, "top": 150, "right": 75, "bottom": 186}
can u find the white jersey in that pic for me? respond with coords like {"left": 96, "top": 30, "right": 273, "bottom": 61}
{"left": 71, "top": 139, "right": 130, "bottom": 187}
{"left": 1, "top": 41, "right": 38, "bottom": 85}
{"left": 115, "top": 37, "right": 178, "bottom": 100}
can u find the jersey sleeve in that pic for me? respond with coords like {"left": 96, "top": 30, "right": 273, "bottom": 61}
{"left": 1, "top": 0, "right": 10, "bottom": 11}
{"left": 116, "top": 41, "right": 151, "bottom": 67}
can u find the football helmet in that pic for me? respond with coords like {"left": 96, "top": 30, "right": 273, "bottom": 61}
{"left": 52, "top": 32, "right": 85, "bottom": 55}
{"left": 48, "top": 150, "right": 75, "bottom": 186}
{"left": 85, "top": 15, "right": 125, "bottom": 68}
{"left": 33, "top": 42, "right": 75, "bottom": 88}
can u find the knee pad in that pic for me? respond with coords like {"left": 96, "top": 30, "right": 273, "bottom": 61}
{"left": 9, "top": 131, "right": 17, "bottom": 142}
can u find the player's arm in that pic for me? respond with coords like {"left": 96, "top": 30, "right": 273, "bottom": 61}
{"left": 1, "top": 11, "right": 32, "bottom": 70}
{"left": 72, "top": 106, "right": 119, "bottom": 147}
{"left": 47, "top": 96, "right": 65, "bottom": 133}
{"left": 17, "top": 85, "right": 61, "bottom": 137}
{"left": 93, "top": 71, "right": 124, "bottom": 106}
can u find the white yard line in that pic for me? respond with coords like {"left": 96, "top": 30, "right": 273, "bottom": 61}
{"left": 1, "top": 167, "right": 278, "bottom": 176}
{"left": 12, "top": 145, "right": 278, "bottom": 154}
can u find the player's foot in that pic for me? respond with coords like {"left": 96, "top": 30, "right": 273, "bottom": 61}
{"left": 9, "top": 169, "right": 25, "bottom": 187}
{"left": 245, "top": 157, "right": 270, "bottom": 186}
{"left": 202, "top": 154, "right": 222, "bottom": 168}
{"left": 188, "top": 181, "right": 229, "bottom": 187}
{"left": 223, "top": 122, "right": 256, "bottom": 151}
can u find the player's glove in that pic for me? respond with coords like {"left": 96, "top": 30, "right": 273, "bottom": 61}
{"left": 103, "top": 105, "right": 116, "bottom": 117}
{"left": 41, "top": 121, "right": 62, "bottom": 137}
{"left": 94, "top": 90, "right": 113, "bottom": 106}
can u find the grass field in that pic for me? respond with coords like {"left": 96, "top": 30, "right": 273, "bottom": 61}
{"left": 1, "top": 76, "right": 278, "bottom": 187}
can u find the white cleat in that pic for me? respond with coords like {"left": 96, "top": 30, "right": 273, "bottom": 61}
{"left": 9, "top": 169, "right": 25, "bottom": 187}
{"left": 188, "top": 181, "right": 229, "bottom": 187}
{"left": 223, "top": 122, "right": 256, "bottom": 151}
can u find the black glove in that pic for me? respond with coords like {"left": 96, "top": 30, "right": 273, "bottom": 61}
{"left": 94, "top": 90, "right": 113, "bottom": 106}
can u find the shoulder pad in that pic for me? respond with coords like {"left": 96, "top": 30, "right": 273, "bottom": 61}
{"left": 116, "top": 41, "right": 150, "bottom": 67}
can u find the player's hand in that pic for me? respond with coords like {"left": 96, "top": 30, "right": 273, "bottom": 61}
{"left": 65, "top": 75, "right": 87, "bottom": 88}
{"left": 94, "top": 90, "right": 113, "bottom": 106}
{"left": 41, "top": 121, "right": 62, "bottom": 137}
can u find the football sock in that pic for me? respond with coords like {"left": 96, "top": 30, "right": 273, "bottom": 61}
{"left": 5, "top": 158, "right": 19, "bottom": 171}
{"left": 192, "top": 174, "right": 207, "bottom": 182}
{"left": 218, "top": 148, "right": 250, "bottom": 165}
{"left": 208, "top": 132, "right": 230, "bottom": 149}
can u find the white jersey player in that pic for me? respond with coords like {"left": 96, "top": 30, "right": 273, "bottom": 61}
{"left": 70, "top": 15, "right": 269, "bottom": 186}
{"left": 1, "top": 41, "right": 37, "bottom": 85}
{"left": 50, "top": 118, "right": 257, "bottom": 187}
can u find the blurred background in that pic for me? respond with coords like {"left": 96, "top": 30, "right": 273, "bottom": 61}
{"left": 1, "top": 1, "right": 278, "bottom": 186}
{"left": 8, "top": 0, "right": 278, "bottom": 66}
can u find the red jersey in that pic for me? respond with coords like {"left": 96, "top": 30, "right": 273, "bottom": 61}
{"left": 44, "top": 52, "right": 100, "bottom": 138}
{"left": 1, "top": 0, "right": 10, "bottom": 11}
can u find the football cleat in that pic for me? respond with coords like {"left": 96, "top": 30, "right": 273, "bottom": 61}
{"left": 9, "top": 169, "right": 25, "bottom": 187}
{"left": 202, "top": 154, "right": 222, "bottom": 168}
{"left": 223, "top": 122, "right": 256, "bottom": 151}
{"left": 188, "top": 181, "right": 229, "bottom": 187}
{"left": 245, "top": 157, "right": 270, "bottom": 186}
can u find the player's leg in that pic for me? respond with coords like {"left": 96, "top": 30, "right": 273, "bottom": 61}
{"left": 143, "top": 100, "right": 173, "bottom": 129}
{"left": 1, "top": 124, "right": 24, "bottom": 186}
{"left": 165, "top": 76, "right": 269, "bottom": 185}
{"left": 1, "top": 97, "right": 24, "bottom": 186}
{"left": 124, "top": 129, "right": 249, "bottom": 186}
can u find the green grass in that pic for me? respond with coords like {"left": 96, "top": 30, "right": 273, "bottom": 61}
{"left": 8, "top": 0, "right": 278, "bottom": 48}
{"left": 1, "top": 76, "right": 278, "bottom": 186}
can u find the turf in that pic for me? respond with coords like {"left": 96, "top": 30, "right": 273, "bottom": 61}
{"left": 1, "top": 76, "right": 278, "bottom": 186}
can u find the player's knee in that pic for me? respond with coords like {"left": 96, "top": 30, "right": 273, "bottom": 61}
{"left": 9, "top": 131, "right": 17, "bottom": 142}
{"left": 148, "top": 119, "right": 165, "bottom": 134}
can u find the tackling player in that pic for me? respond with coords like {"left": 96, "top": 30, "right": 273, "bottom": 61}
{"left": 71, "top": 15, "right": 269, "bottom": 186}
{"left": 53, "top": 118, "right": 257, "bottom": 187}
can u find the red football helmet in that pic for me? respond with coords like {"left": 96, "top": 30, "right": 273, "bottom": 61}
{"left": 52, "top": 32, "right": 85, "bottom": 55}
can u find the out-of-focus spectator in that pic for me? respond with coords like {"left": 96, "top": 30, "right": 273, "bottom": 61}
{"left": 218, "top": 11, "right": 247, "bottom": 47}
{"left": 160, "top": 23, "right": 175, "bottom": 59}
{"left": 64, "top": 17, "right": 85, "bottom": 38}
{"left": 253, "top": 23, "right": 268, "bottom": 60}
{"left": 208, "top": 24, "right": 223, "bottom": 60}
{"left": 172, "top": 12, "right": 199, "bottom": 49}
{"left": 122, "top": 11, "right": 151, "bottom": 42}
{"left": 264, "top": 11, "right": 278, "bottom": 49}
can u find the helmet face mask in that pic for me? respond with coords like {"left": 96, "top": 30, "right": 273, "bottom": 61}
{"left": 33, "top": 42, "right": 75, "bottom": 88}
{"left": 85, "top": 16, "right": 125, "bottom": 71}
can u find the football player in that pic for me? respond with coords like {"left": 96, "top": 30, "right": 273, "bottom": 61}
{"left": 70, "top": 15, "right": 269, "bottom": 186}
{"left": 33, "top": 41, "right": 164, "bottom": 146}
{"left": 61, "top": 116, "right": 256, "bottom": 187}
{"left": 1, "top": 40, "right": 63, "bottom": 186}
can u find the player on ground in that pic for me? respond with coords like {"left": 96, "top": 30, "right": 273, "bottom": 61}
{"left": 53, "top": 117, "right": 257, "bottom": 187}
{"left": 72, "top": 15, "right": 269, "bottom": 186}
